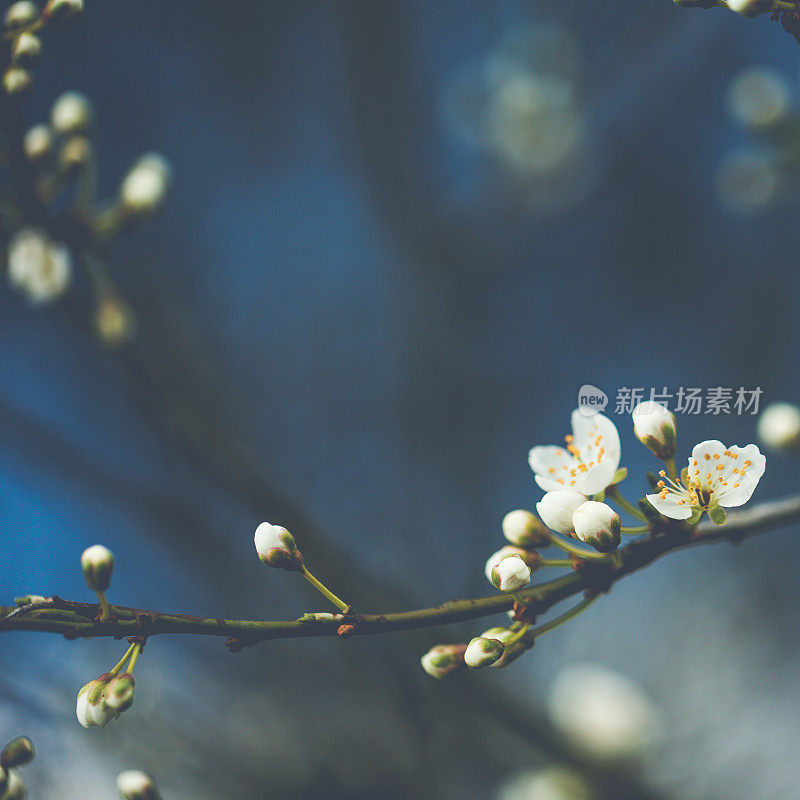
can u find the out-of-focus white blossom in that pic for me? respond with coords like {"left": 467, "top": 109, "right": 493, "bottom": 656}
{"left": 726, "top": 0, "right": 772, "bottom": 17}
{"left": 42, "top": 0, "right": 83, "bottom": 24}
{"left": 529, "top": 411, "right": 621, "bottom": 495}
{"left": 119, "top": 153, "right": 172, "bottom": 216}
{"left": 420, "top": 644, "right": 465, "bottom": 679}
{"left": 80, "top": 544, "right": 114, "bottom": 593}
{"left": 4, "top": 2, "right": 38, "bottom": 31}
{"left": 727, "top": 66, "right": 789, "bottom": 128}
{"left": 757, "top": 402, "right": 800, "bottom": 452}
{"left": 7, "top": 227, "right": 71, "bottom": 304}
{"left": 546, "top": 663, "right": 659, "bottom": 764}
{"left": 116, "top": 770, "right": 162, "bottom": 800}
{"left": 495, "top": 766, "right": 593, "bottom": 800}
{"left": 716, "top": 147, "right": 780, "bottom": 214}
{"left": 50, "top": 91, "right": 92, "bottom": 136}
{"left": 23, "top": 124, "right": 52, "bottom": 161}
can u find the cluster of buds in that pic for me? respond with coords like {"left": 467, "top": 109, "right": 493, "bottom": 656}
{"left": 1, "top": 4, "right": 170, "bottom": 344}
{"left": 2, "top": 1, "right": 83, "bottom": 99}
{"left": 0, "top": 737, "right": 34, "bottom": 800}
{"left": 421, "top": 399, "right": 768, "bottom": 677}
{"left": 76, "top": 669, "right": 136, "bottom": 728}
{"left": 117, "top": 770, "right": 162, "bottom": 800}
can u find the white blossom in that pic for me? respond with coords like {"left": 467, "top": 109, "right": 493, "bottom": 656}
{"left": 23, "top": 125, "right": 52, "bottom": 161}
{"left": 757, "top": 403, "right": 800, "bottom": 452}
{"left": 7, "top": 227, "right": 71, "bottom": 304}
{"left": 464, "top": 635, "right": 504, "bottom": 669}
{"left": 631, "top": 401, "right": 677, "bottom": 460}
{"left": 571, "top": 501, "right": 621, "bottom": 553}
{"left": 490, "top": 554, "right": 531, "bottom": 593}
{"left": 546, "top": 663, "right": 658, "bottom": 764}
{"left": 535, "top": 489, "right": 587, "bottom": 534}
{"left": 646, "top": 440, "right": 765, "bottom": 520}
{"left": 50, "top": 91, "right": 92, "bottom": 136}
{"left": 726, "top": 0, "right": 771, "bottom": 17}
{"left": 529, "top": 410, "right": 621, "bottom": 495}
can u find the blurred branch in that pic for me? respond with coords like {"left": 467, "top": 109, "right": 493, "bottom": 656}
{"left": 3, "top": 491, "right": 799, "bottom": 645}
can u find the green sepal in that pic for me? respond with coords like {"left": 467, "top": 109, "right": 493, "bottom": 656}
{"left": 612, "top": 467, "right": 628, "bottom": 485}
{"left": 708, "top": 504, "right": 728, "bottom": 526}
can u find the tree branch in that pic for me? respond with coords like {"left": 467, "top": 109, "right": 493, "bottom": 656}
{"left": 3, "top": 492, "right": 800, "bottom": 648}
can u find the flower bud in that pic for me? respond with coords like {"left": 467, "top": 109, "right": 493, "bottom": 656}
{"left": 484, "top": 546, "right": 540, "bottom": 585}
{"left": 105, "top": 673, "right": 135, "bottom": 713}
{"left": 546, "top": 663, "right": 658, "bottom": 764}
{"left": 96, "top": 296, "right": 135, "bottom": 345}
{"left": 631, "top": 401, "right": 676, "bottom": 460}
{"left": 11, "top": 32, "right": 41, "bottom": 67}
{"left": 0, "top": 770, "right": 25, "bottom": 800}
{"left": 501, "top": 509, "right": 551, "bottom": 547}
{"left": 420, "top": 644, "right": 465, "bottom": 679}
{"left": 116, "top": 770, "right": 162, "bottom": 800}
{"left": 757, "top": 402, "right": 800, "bottom": 452}
{"left": 490, "top": 554, "right": 531, "bottom": 593}
{"left": 76, "top": 679, "right": 115, "bottom": 728}
{"left": 480, "top": 627, "right": 532, "bottom": 668}
{"left": 726, "top": 0, "right": 771, "bottom": 16}
{"left": 3, "top": 66, "right": 32, "bottom": 97}
{"left": 23, "top": 125, "right": 52, "bottom": 161}
{"left": 119, "top": 153, "right": 172, "bottom": 216}
{"left": 50, "top": 91, "right": 92, "bottom": 136}
{"left": 572, "top": 501, "right": 620, "bottom": 553}
{"left": 4, "top": 2, "right": 38, "bottom": 31}
{"left": 254, "top": 522, "right": 303, "bottom": 570}
{"left": 535, "top": 490, "right": 587, "bottom": 534}
{"left": 58, "top": 135, "right": 92, "bottom": 171}
{"left": 0, "top": 738, "right": 33, "bottom": 769}
{"left": 464, "top": 636, "right": 504, "bottom": 669}
{"left": 81, "top": 544, "right": 114, "bottom": 592}
{"left": 41, "top": 0, "right": 83, "bottom": 24}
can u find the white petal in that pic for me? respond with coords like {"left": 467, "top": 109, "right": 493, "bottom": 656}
{"left": 570, "top": 411, "right": 621, "bottom": 494}
{"left": 645, "top": 492, "right": 693, "bottom": 520}
{"left": 716, "top": 444, "right": 766, "bottom": 507}
{"left": 529, "top": 446, "right": 578, "bottom": 490}
{"left": 536, "top": 490, "right": 588, "bottom": 533}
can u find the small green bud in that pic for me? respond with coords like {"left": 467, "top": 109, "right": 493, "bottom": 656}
{"left": 81, "top": 544, "right": 114, "bottom": 592}
{"left": 0, "top": 737, "right": 34, "bottom": 769}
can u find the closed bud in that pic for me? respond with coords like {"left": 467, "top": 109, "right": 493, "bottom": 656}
{"left": 484, "top": 546, "right": 540, "bottom": 585}
{"left": 254, "top": 522, "right": 302, "bottom": 570}
{"left": 572, "top": 501, "right": 621, "bottom": 553}
{"left": 41, "top": 0, "right": 83, "bottom": 24}
{"left": 23, "top": 125, "right": 52, "bottom": 161}
{"left": 116, "top": 770, "right": 162, "bottom": 800}
{"left": 105, "top": 673, "right": 135, "bottom": 713}
{"left": 757, "top": 402, "right": 800, "bottom": 452}
{"left": 0, "top": 737, "right": 34, "bottom": 769}
{"left": 726, "top": 0, "right": 771, "bottom": 16}
{"left": 490, "top": 554, "right": 531, "bottom": 593}
{"left": 0, "top": 770, "right": 25, "bottom": 800}
{"left": 480, "top": 627, "right": 532, "bottom": 668}
{"left": 96, "top": 296, "right": 135, "bottom": 345}
{"left": 420, "top": 644, "right": 466, "bottom": 679}
{"left": 464, "top": 635, "right": 504, "bottom": 669}
{"left": 12, "top": 32, "right": 41, "bottom": 66}
{"left": 3, "top": 66, "right": 32, "bottom": 97}
{"left": 5, "top": 2, "right": 38, "bottom": 31}
{"left": 50, "top": 91, "right": 92, "bottom": 136}
{"left": 631, "top": 402, "right": 676, "bottom": 460}
{"left": 81, "top": 544, "right": 114, "bottom": 592}
{"left": 501, "top": 509, "right": 550, "bottom": 547}
{"left": 76, "top": 679, "right": 114, "bottom": 728}
{"left": 536, "top": 490, "right": 587, "bottom": 534}
{"left": 7, "top": 227, "right": 71, "bottom": 304}
{"left": 119, "top": 153, "right": 172, "bottom": 216}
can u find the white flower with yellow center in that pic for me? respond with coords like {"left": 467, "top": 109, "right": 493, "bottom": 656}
{"left": 529, "top": 410, "right": 621, "bottom": 495}
{"left": 646, "top": 440, "right": 765, "bottom": 521}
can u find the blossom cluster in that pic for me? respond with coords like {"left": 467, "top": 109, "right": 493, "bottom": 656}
{"left": 421, "top": 398, "right": 768, "bottom": 678}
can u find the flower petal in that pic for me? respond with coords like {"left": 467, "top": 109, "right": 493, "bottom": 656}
{"left": 529, "top": 445, "right": 579, "bottom": 491}
{"left": 715, "top": 444, "right": 766, "bottom": 507}
{"left": 645, "top": 492, "right": 693, "bottom": 520}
